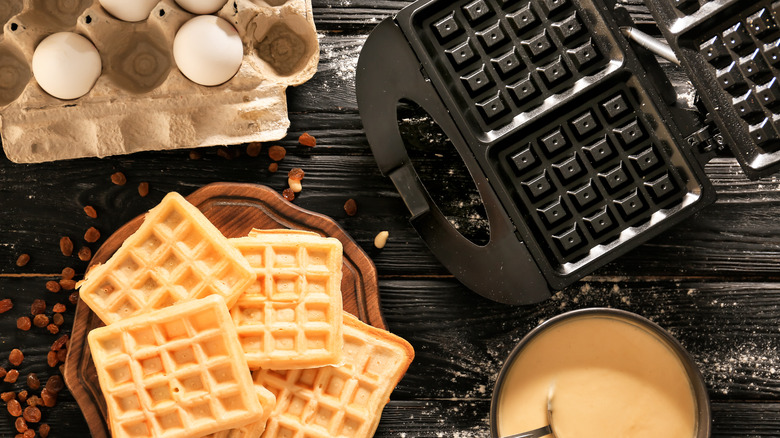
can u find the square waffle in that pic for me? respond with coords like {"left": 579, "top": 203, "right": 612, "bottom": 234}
{"left": 205, "top": 385, "right": 276, "bottom": 438}
{"left": 253, "top": 312, "right": 415, "bottom": 438}
{"left": 87, "top": 295, "right": 268, "bottom": 438}
{"left": 78, "top": 191, "right": 255, "bottom": 324}
{"left": 229, "top": 231, "right": 344, "bottom": 370}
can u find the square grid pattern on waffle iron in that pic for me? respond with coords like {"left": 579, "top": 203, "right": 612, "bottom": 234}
{"left": 253, "top": 314, "right": 414, "bottom": 438}
{"left": 229, "top": 233, "right": 344, "bottom": 370}
{"left": 78, "top": 192, "right": 254, "bottom": 324}
{"left": 87, "top": 296, "right": 264, "bottom": 438}
{"left": 420, "top": 0, "right": 611, "bottom": 133}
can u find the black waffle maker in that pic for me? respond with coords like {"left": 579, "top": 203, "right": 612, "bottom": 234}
{"left": 356, "top": 0, "right": 729, "bottom": 305}
{"left": 644, "top": 0, "right": 780, "bottom": 178}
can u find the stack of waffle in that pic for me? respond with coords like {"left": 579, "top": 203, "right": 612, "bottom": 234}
{"left": 80, "top": 192, "right": 414, "bottom": 438}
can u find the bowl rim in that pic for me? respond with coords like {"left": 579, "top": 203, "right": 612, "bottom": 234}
{"left": 489, "top": 307, "right": 711, "bottom": 438}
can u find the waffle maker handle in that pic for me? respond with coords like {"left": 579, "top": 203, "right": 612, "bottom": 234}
{"left": 356, "top": 19, "right": 550, "bottom": 305}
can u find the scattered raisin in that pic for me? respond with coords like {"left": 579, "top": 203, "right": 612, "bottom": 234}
{"left": 39, "top": 423, "right": 50, "bottom": 438}
{"left": 46, "top": 352, "right": 57, "bottom": 368}
{"left": 15, "top": 254, "right": 30, "bottom": 267}
{"left": 83, "top": 205, "right": 97, "bottom": 218}
{"left": 246, "top": 142, "right": 262, "bottom": 157}
{"left": 46, "top": 324, "right": 59, "bottom": 335}
{"left": 30, "top": 299, "right": 46, "bottom": 315}
{"left": 84, "top": 227, "right": 100, "bottom": 243}
{"left": 17, "top": 391, "right": 26, "bottom": 403}
{"left": 1, "top": 392, "right": 14, "bottom": 402}
{"left": 268, "top": 162, "right": 279, "bottom": 173}
{"left": 45, "top": 376, "right": 63, "bottom": 394}
{"left": 32, "top": 314, "right": 49, "bottom": 328}
{"left": 44, "top": 281, "right": 60, "bottom": 293}
{"left": 26, "top": 374, "right": 40, "bottom": 391}
{"left": 77, "top": 247, "right": 92, "bottom": 262}
{"left": 23, "top": 429, "right": 34, "bottom": 438}
{"left": 59, "top": 237, "right": 73, "bottom": 257}
{"left": 55, "top": 349, "right": 67, "bottom": 363}
{"left": 59, "top": 279, "right": 76, "bottom": 291}
{"left": 344, "top": 198, "right": 358, "bottom": 216}
{"left": 0, "top": 368, "right": 5, "bottom": 380}
{"left": 40, "top": 389, "right": 56, "bottom": 408}
{"left": 51, "top": 335, "right": 69, "bottom": 352}
{"left": 52, "top": 314, "right": 64, "bottom": 327}
{"left": 188, "top": 150, "right": 202, "bottom": 160}
{"left": 299, "top": 132, "right": 317, "bottom": 147}
{"left": 15, "top": 417, "right": 27, "bottom": 433}
{"left": 282, "top": 188, "right": 295, "bottom": 201}
{"left": 22, "top": 406, "right": 40, "bottom": 423}
{"left": 138, "top": 182, "right": 150, "bottom": 197}
{"left": 288, "top": 168, "right": 305, "bottom": 181}
{"left": 9, "top": 349, "right": 23, "bottom": 367}
{"left": 68, "top": 292, "right": 79, "bottom": 305}
{"left": 268, "top": 145, "right": 286, "bottom": 161}
{"left": 111, "top": 171, "right": 127, "bottom": 185}
{"left": 16, "top": 317, "right": 31, "bottom": 331}
{"left": 217, "top": 148, "right": 232, "bottom": 160}
{"left": 26, "top": 396, "right": 41, "bottom": 408}
{"left": 52, "top": 303, "right": 66, "bottom": 313}
{"left": 0, "top": 298, "right": 13, "bottom": 313}
{"left": 5, "top": 369, "right": 19, "bottom": 383}
{"left": 7, "top": 399, "right": 21, "bottom": 416}
{"left": 61, "top": 267, "right": 75, "bottom": 280}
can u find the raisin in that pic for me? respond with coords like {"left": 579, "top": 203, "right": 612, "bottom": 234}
{"left": 32, "top": 314, "right": 49, "bottom": 328}
{"left": 111, "top": 171, "right": 127, "bottom": 185}
{"left": 40, "top": 389, "right": 56, "bottom": 408}
{"left": 268, "top": 162, "right": 279, "bottom": 173}
{"left": 288, "top": 168, "right": 305, "bottom": 181}
{"left": 7, "top": 399, "right": 21, "bottom": 416}
{"left": 17, "top": 391, "right": 26, "bottom": 403}
{"left": 22, "top": 406, "right": 40, "bottom": 423}
{"left": 1, "top": 392, "right": 14, "bottom": 402}
{"left": 51, "top": 335, "right": 69, "bottom": 351}
{"left": 26, "top": 374, "right": 40, "bottom": 391}
{"left": 15, "top": 254, "right": 30, "bottom": 267}
{"left": 56, "top": 349, "right": 67, "bottom": 363}
{"left": 15, "top": 416, "right": 26, "bottom": 433}
{"left": 344, "top": 198, "right": 358, "bottom": 216}
{"left": 138, "top": 182, "right": 150, "bottom": 197}
{"left": 46, "top": 324, "right": 59, "bottom": 335}
{"left": 61, "top": 267, "right": 75, "bottom": 280}
{"left": 59, "top": 279, "right": 76, "bottom": 291}
{"left": 52, "top": 303, "right": 66, "bottom": 313}
{"left": 52, "top": 314, "right": 64, "bottom": 327}
{"left": 45, "top": 376, "right": 63, "bottom": 394}
{"left": 5, "top": 369, "right": 19, "bottom": 383}
{"left": 268, "top": 145, "right": 286, "bottom": 161}
{"left": 39, "top": 423, "right": 50, "bottom": 438}
{"left": 217, "top": 148, "right": 232, "bottom": 160}
{"left": 282, "top": 188, "right": 295, "bottom": 201}
{"left": 188, "top": 150, "right": 203, "bottom": 160}
{"left": 83, "top": 205, "right": 97, "bottom": 218}
{"left": 84, "top": 227, "right": 100, "bottom": 243}
{"left": 16, "top": 317, "right": 31, "bottom": 331}
{"left": 30, "top": 299, "right": 46, "bottom": 315}
{"left": 299, "top": 132, "right": 317, "bottom": 147}
{"left": 46, "top": 352, "right": 58, "bottom": 368}
{"left": 0, "top": 298, "right": 13, "bottom": 313}
{"left": 9, "top": 349, "right": 23, "bottom": 366}
{"left": 59, "top": 237, "right": 73, "bottom": 257}
{"left": 68, "top": 292, "right": 79, "bottom": 305}
{"left": 246, "top": 142, "right": 262, "bottom": 157}
{"left": 45, "top": 281, "right": 60, "bottom": 293}
{"left": 23, "top": 429, "right": 34, "bottom": 438}
{"left": 77, "top": 247, "right": 92, "bottom": 262}
{"left": 26, "top": 396, "right": 41, "bottom": 407}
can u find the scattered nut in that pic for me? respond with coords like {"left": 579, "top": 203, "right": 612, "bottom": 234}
{"left": 246, "top": 142, "right": 262, "bottom": 157}
{"left": 83, "top": 205, "right": 97, "bottom": 218}
{"left": 9, "top": 349, "right": 23, "bottom": 367}
{"left": 17, "top": 317, "right": 31, "bottom": 331}
{"left": 0, "top": 298, "right": 13, "bottom": 313}
{"left": 374, "top": 231, "right": 389, "bottom": 249}
{"left": 45, "top": 281, "right": 61, "bottom": 293}
{"left": 138, "top": 182, "right": 150, "bottom": 197}
{"left": 59, "top": 237, "right": 73, "bottom": 257}
{"left": 344, "top": 199, "right": 357, "bottom": 216}
{"left": 84, "top": 227, "right": 100, "bottom": 243}
{"left": 15, "top": 254, "right": 30, "bottom": 267}
{"left": 299, "top": 132, "right": 316, "bottom": 147}
{"left": 78, "top": 246, "right": 92, "bottom": 262}
{"left": 268, "top": 145, "right": 286, "bottom": 161}
{"left": 111, "top": 171, "right": 127, "bottom": 185}
{"left": 282, "top": 188, "right": 295, "bottom": 202}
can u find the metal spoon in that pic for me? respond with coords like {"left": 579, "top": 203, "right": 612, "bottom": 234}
{"left": 502, "top": 384, "right": 557, "bottom": 438}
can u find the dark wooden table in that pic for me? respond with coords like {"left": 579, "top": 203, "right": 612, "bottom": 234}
{"left": 2, "top": 1, "right": 780, "bottom": 436}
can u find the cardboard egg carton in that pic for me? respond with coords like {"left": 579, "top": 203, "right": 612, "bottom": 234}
{"left": 0, "top": 0, "right": 319, "bottom": 163}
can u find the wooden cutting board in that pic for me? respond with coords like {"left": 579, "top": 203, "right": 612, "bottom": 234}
{"left": 63, "top": 182, "right": 384, "bottom": 438}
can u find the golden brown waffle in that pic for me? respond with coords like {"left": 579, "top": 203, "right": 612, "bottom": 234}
{"left": 229, "top": 232, "right": 344, "bottom": 369}
{"left": 206, "top": 385, "right": 276, "bottom": 438}
{"left": 78, "top": 192, "right": 255, "bottom": 324}
{"left": 88, "top": 295, "right": 268, "bottom": 438}
{"left": 254, "top": 313, "right": 415, "bottom": 438}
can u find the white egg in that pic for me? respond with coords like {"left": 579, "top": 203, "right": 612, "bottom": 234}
{"left": 32, "top": 32, "right": 102, "bottom": 100}
{"left": 99, "top": 0, "right": 159, "bottom": 22}
{"left": 174, "top": 0, "right": 227, "bottom": 15}
{"left": 173, "top": 15, "right": 243, "bottom": 86}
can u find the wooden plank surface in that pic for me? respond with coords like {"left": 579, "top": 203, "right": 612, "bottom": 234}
{"left": 2, "top": 0, "right": 780, "bottom": 436}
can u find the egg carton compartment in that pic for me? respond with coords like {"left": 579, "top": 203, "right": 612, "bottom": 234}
{"left": 0, "top": 0, "right": 319, "bottom": 163}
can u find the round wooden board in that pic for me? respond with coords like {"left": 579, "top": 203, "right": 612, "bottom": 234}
{"left": 63, "top": 182, "right": 384, "bottom": 438}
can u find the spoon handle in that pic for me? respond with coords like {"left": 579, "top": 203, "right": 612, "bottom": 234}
{"left": 502, "top": 425, "right": 552, "bottom": 438}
